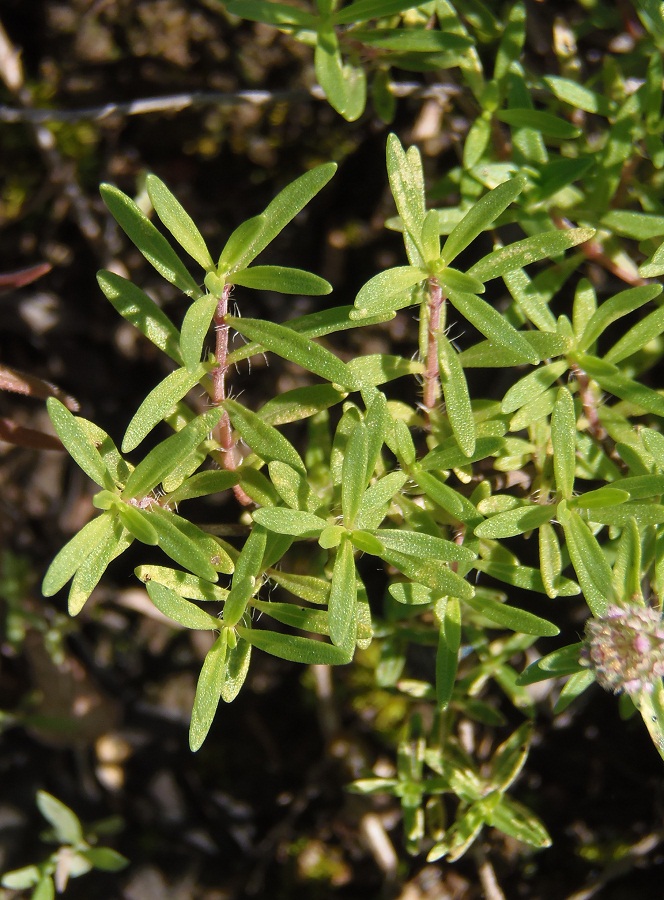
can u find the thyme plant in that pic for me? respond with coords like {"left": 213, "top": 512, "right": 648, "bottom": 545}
{"left": 40, "top": 0, "right": 664, "bottom": 865}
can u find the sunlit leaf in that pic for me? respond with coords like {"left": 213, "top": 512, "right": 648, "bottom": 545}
{"left": 122, "top": 364, "right": 207, "bottom": 452}
{"left": 146, "top": 173, "right": 214, "bottom": 270}
{"left": 100, "top": 184, "right": 201, "bottom": 297}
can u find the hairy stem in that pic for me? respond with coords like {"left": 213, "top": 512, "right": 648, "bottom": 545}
{"left": 212, "top": 283, "right": 252, "bottom": 506}
{"left": 422, "top": 277, "right": 444, "bottom": 414}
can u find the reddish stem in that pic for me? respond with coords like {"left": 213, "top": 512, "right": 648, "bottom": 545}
{"left": 423, "top": 277, "right": 444, "bottom": 414}
{"left": 211, "top": 283, "right": 252, "bottom": 506}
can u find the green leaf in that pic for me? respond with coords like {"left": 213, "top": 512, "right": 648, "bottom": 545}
{"left": 33, "top": 877, "right": 56, "bottom": 900}
{"left": 571, "top": 487, "right": 630, "bottom": 509}
{"left": 543, "top": 76, "right": 613, "bottom": 115}
{"left": 122, "top": 364, "right": 207, "bottom": 452}
{"left": 180, "top": 294, "right": 218, "bottom": 372}
{"left": 97, "top": 271, "right": 182, "bottom": 365}
{"left": 501, "top": 360, "right": 568, "bottom": 414}
{"left": 333, "top": 0, "right": 422, "bottom": 24}
{"left": 353, "top": 265, "right": 426, "bottom": 315}
{"left": 437, "top": 267, "right": 485, "bottom": 295}
{"left": 420, "top": 435, "right": 504, "bottom": 472}
{"left": 190, "top": 634, "right": 227, "bottom": 751}
{"left": 226, "top": 316, "right": 359, "bottom": 390}
{"left": 437, "top": 332, "right": 475, "bottom": 457}
{"left": 135, "top": 565, "right": 230, "bottom": 600}
{"left": 468, "top": 228, "right": 594, "bottom": 282}
{"left": 43, "top": 513, "right": 115, "bottom": 596}
{"left": 225, "top": 0, "right": 316, "bottom": 28}
{"left": 218, "top": 163, "right": 337, "bottom": 272}
{"left": 259, "top": 384, "right": 347, "bottom": 426}
{"left": 146, "top": 173, "right": 214, "bottom": 270}
{"left": 117, "top": 503, "right": 159, "bottom": 544}
{"left": 223, "top": 525, "right": 268, "bottom": 626}
{"left": 371, "top": 528, "right": 476, "bottom": 564}
{"left": 252, "top": 507, "right": 327, "bottom": 536}
{"left": 348, "top": 353, "right": 423, "bottom": 386}
{"left": 225, "top": 398, "right": 306, "bottom": 475}
{"left": 122, "top": 407, "right": 224, "bottom": 500}
{"left": 1, "top": 866, "right": 42, "bottom": 889}
{"left": 329, "top": 536, "right": 357, "bottom": 649}
{"left": 379, "top": 547, "right": 474, "bottom": 599}
{"left": 146, "top": 581, "right": 221, "bottom": 629}
{"left": 36, "top": 791, "right": 83, "bottom": 845}
{"left": 231, "top": 265, "right": 332, "bottom": 295}
{"left": 495, "top": 109, "right": 581, "bottom": 139}
{"left": 47, "top": 398, "right": 116, "bottom": 491}
{"left": 518, "top": 643, "right": 585, "bottom": 684}
{"left": 237, "top": 624, "right": 352, "bottom": 663}
{"left": 342, "top": 420, "right": 369, "bottom": 526}
{"left": 80, "top": 847, "right": 129, "bottom": 872}
{"left": 412, "top": 470, "right": 482, "bottom": 525}
{"left": 100, "top": 184, "right": 201, "bottom": 297}
{"left": 639, "top": 238, "right": 664, "bottom": 277}
{"left": 386, "top": 134, "right": 426, "bottom": 253}
{"left": 221, "top": 638, "right": 252, "bottom": 702}
{"left": 315, "top": 23, "right": 366, "bottom": 121}
{"left": 487, "top": 796, "right": 551, "bottom": 849}
{"left": 601, "top": 210, "right": 664, "bottom": 240}
{"left": 142, "top": 508, "right": 220, "bottom": 582}
{"left": 475, "top": 558, "right": 579, "bottom": 596}
{"left": 440, "top": 175, "right": 526, "bottom": 266}
{"left": 351, "top": 27, "right": 472, "bottom": 53}
{"left": 578, "top": 284, "right": 662, "bottom": 352}
{"left": 539, "top": 521, "right": 562, "bottom": 598}
{"left": 474, "top": 503, "right": 555, "bottom": 539}
{"left": 558, "top": 505, "right": 613, "bottom": 616}
{"left": 436, "top": 597, "right": 461, "bottom": 708}
{"left": 67, "top": 517, "right": 132, "bottom": 614}
{"left": 165, "top": 470, "right": 240, "bottom": 506}
{"left": 268, "top": 569, "right": 330, "bottom": 605}
{"left": 604, "top": 304, "right": 664, "bottom": 364}
{"left": 447, "top": 290, "right": 539, "bottom": 364}
{"left": 551, "top": 387, "right": 576, "bottom": 499}
{"left": 252, "top": 599, "right": 329, "bottom": 634}
{"left": 464, "top": 593, "right": 559, "bottom": 636}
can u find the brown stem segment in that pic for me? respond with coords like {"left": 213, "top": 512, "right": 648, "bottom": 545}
{"left": 423, "top": 277, "right": 444, "bottom": 414}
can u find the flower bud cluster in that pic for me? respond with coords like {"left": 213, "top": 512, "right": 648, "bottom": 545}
{"left": 581, "top": 604, "right": 664, "bottom": 696}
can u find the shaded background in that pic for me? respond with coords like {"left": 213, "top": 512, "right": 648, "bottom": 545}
{"left": 1, "top": 1, "right": 664, "bottom": 897}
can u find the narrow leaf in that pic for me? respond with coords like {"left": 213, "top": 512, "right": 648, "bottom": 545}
{"left": 468, "top": 228, "right": 594, "bottom": 282}
{"left": 218, "top": 163, "right": 337, "bottom": 271}
{"left": 100, "top": 184, "right": 201, "bottom": 297}
{"left": 226, "top": 316, "right": 359, "bottom": 390}
{"left": 559, "top": 505, "right": 613, "bottom": 616}
{"left": 180, "top": 294, "right": 218, "bottom": 371}
{"left": 146, "top": 173, "right": 214, "bottom": 270}
{"left": 551, "top": 387, "right": 576, "bottom": 499}
{"left": 225, "top": 398, "right": 306, "bottom": 475}
{"left": 122, "top": 407, "right": 223, "bottom": 500}
{"left": 329, "top": 536, "right": 357, "bottom": 649}
{"left": 47, "top": 398, "right": 116, "bottom": 490}
{"left": 122, "top": 364, "right": 207, "bottom": 453}
{"left": 447, "top": 290, "right": 539, "bottom": 364}
{"left": 252, "top": 507, "right": 327, "bottom": 536}
{"left": 231, "top": 265, "right": 332, "bottom": 295}
{"left": 147, "top": 581, "right": 221, "bottom": 629}
{"left": 97, "top": 271, "right": 182, "bottom": 364}
{"left": 438, "top": 332, "right": 475, "bottom": 457}
{"left": 440, "top": 175, "right": 526, "bottom": 266}
{"left": 237, "top": 625, "right": 352, "bottom": 664}
{"left": 190, "top": 634, "right": 227, "bottom": 751}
